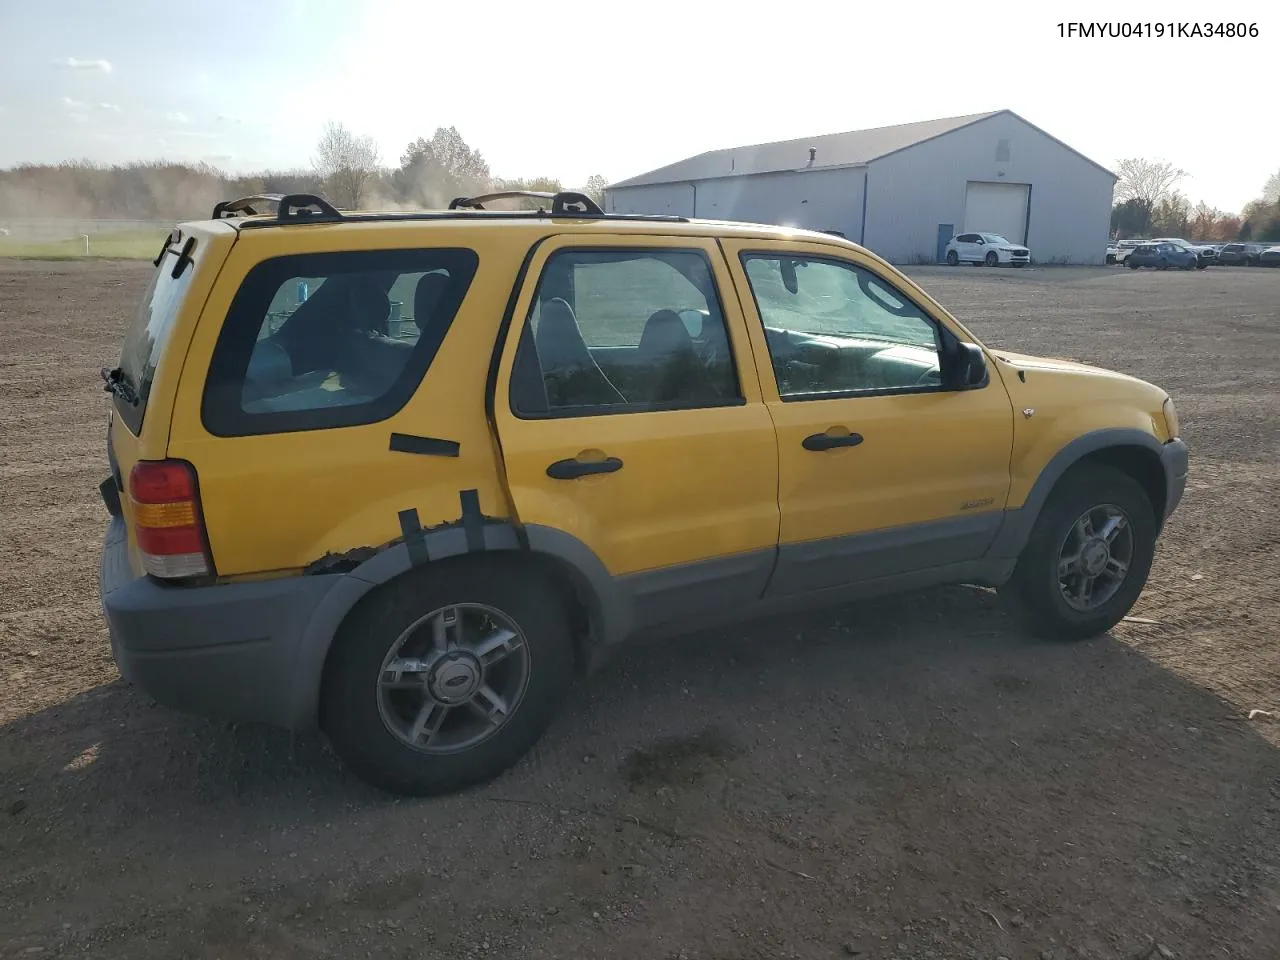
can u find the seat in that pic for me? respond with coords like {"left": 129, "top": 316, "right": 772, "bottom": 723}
{"left": 534, "top": 298, "right": 625, "bottom": 407}
{"left": 413, "top": 272, "right": 450, "bottom": 331}
{"left": 275, "top": 274, "right": 392, "bottom": 376}
{"left": 634, "top": 309, "right": 721, "bottom": 405}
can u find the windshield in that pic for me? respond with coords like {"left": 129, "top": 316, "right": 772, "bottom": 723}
{"left": 115, "top": 254, "right": 196, "bottom": 434}
{"left": 980, "top": 234, "right": 1010, "bottom": 244}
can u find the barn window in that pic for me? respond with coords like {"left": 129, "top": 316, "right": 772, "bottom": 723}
{"left": 995, "top": 138, "right": 1011, "bottom": 163}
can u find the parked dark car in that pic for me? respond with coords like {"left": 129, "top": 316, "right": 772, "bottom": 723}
{"left": 1126, "top": 242, "right": 1200, "bottom": 271}
{"left": 1259, "top": 246, "right": 1280, "bottom": 267}
{"left": 1217, "top": 243, "right": 1266, "bottom": 266}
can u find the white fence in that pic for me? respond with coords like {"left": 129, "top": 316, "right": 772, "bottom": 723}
{"left": 0, "top": 218, "right": 171, "bottom": 241}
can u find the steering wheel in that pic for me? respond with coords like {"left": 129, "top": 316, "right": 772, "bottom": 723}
{"left": 917, "top": 366, "right": 942, "bottom": 386}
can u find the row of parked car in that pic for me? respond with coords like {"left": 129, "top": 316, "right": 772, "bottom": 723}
{"left": 1107, "top": 238, "right": 1280, "bottom": 270}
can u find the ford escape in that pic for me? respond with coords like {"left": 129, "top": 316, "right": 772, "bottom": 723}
{"left": 99, "top": 191, "right": 1189, "bottom": 796}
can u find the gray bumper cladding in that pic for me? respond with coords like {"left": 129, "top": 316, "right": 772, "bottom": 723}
{"left": 99, "top": 517, "right": 343, "bottom": 729}
{"left": 1160, "top": 438, "right": 1190, "bottom": 521}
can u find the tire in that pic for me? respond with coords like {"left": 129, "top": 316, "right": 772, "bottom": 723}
{"left": 1006, "top": 464, "right": 1157, "bottom": 641}
{"left": 946, "top": 250, "right": 959, "bottom": 266}
{"left": 1128, "top": 259, "right": 1140, "bottom": 270}
{"left": 1182, "top": 259, "right": 1196, "bottom": 271}
{"left": 985, "top": 251, "right": 999, "bottom": 267}
{"left": 320, "top": 557, "right": 576, "bottom": 796}
{"left": 1106, "top": 254, "right": 1116, "bottom": 265}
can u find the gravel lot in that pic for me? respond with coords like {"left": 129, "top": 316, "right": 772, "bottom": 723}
{"left": 2, "top": 259, "right": 1278, "bottom": 960}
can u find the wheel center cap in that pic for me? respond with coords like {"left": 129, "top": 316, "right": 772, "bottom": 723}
{"left": 428, "top": 654, "right": 482, "bottom": 704}
{"left": 1081, "top": 539, "right": 1110, "bottom": 576}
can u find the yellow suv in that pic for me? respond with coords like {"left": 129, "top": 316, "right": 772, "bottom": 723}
{"left": 99, "top": 191, "right": 1188, "bottom": 796}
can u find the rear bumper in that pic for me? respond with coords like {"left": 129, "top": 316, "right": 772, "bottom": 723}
{"left": 1161, "top": 438, "right": 1189, "bottom": 522}
{"left": 100, "top": 516, "right": 343, "bottom": 729}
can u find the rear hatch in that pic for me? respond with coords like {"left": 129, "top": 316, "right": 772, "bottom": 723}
{"left": 103, "top": 221, "right": 237, "bottom": 575}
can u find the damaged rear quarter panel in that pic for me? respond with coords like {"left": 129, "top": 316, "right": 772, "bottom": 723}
{"left": 165, "top": 227, "right": 527, "bottom": 577}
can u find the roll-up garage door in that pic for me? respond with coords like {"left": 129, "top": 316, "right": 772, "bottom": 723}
{"left": 963, "top": 182, "right": 1030, "bottom": 243}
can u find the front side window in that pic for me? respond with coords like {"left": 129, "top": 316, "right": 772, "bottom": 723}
{"left": 510, "top": 248, "right": 741, "bottom": 417}
{"left": 740, "top": 254, "right": 943, "bottom": 398}
{"left": 202, "top": 248, "right": 478, "bottom": 436}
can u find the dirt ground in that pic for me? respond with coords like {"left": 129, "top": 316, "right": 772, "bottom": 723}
{"left": 1, "top": 259, "right": 1278, "bottom": 960}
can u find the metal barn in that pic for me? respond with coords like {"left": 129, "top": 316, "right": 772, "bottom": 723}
{"left": 604, "top": 110, "right": 1116, "bottom": 266}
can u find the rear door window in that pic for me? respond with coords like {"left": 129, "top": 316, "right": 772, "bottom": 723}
{"left": 201, "top": 248, "right": 478, "bottom": 437}
{"left": 114, "top": 251, "right": 198, "bottom": 434}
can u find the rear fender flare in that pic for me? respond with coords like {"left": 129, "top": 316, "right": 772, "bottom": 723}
{"left": 283, "top": 522, "right": 626, "bottom": 729}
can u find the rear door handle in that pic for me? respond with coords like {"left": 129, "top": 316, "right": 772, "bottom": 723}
{"left": 802, "top": 431, "right": 864, "bottom": 451}
{"left": 546, "top": 456, "right": 624, "bottom": 479}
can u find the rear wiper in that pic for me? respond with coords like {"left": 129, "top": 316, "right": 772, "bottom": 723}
{"left": 100, "top": 366, "right": 139, "bottom": 405}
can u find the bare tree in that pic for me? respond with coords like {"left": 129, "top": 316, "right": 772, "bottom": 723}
{"left": 1264, "top": 168, "right": 1280, "bottom": 204}
{"left": 1114, "top": 158, "right": 1188, "bottom": 206}
{"left": 1113, "top": 158, "right": 1187, "bottom": 235}
{"left": 394, "top": 127, "right": 491, "bottom": 207}
{"left": 583, "top": 174, "right": 607, "bottom": 205}
{"left": 312, "top": 121, "right": 380, "bottom": 210}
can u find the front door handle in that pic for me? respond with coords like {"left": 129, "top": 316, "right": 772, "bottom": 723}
{"left": 546, "top": 456, "right": 624, "bottom": 479}
{"left": 802, "top": 430, "right": 864, "bottom": 451}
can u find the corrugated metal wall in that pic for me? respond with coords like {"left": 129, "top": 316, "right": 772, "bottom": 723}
{"left": 606, "top": 167, "right": 866, "bottom": 238}
{"left": 864, "top": 113, "right": 1114, "bottom": 265}
{"left": 605, "top": 113, "right": 1114, "bottom": 266}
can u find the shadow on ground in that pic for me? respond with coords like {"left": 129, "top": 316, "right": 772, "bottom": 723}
{"left": 2, "top": 585, "right": 1278, "bottom": 959}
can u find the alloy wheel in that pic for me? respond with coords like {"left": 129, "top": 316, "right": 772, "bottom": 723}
{"left": 1056, "top": 504, "right": 1135, "bottom": 612}
{"left": 376, "top": 603, "right": 531, "bottom": 754}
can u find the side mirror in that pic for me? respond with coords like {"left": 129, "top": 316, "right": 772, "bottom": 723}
{"left": 946, "top": 341, "right": 988, "bottom": 390}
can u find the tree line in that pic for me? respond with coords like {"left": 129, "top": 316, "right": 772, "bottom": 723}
{"left": 1111, "top": 159, "right": 1280, "bottom": 243}
{"left": 0, "top": 122, "right": 606, "bottom": 222}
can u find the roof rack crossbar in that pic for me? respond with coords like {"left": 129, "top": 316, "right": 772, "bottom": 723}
{"left": 448, "top": 190, "right": 604, "bottom": 216}
{"left": 211, "top": 193, "right": 343, "bottom": 221}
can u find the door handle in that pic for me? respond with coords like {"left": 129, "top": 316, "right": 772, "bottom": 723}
{"left": 802, "top": 431, "right": 864, "bottom": 451}
{"left": 546, "top": 456, "right": 624, "bottom": 479}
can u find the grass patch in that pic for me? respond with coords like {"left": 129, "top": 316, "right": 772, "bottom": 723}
{"left": 0, "top": 230, "right": 168, "bottom": 260}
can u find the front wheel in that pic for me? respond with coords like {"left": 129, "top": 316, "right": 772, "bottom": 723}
{"left": 985, "top": 251, "right": 999, "bottom": 267}
{"left": 1128, "top": 259, "right": 1140, "bottom": 270}
{"left": 320, "top": 558, "right": 576, "bottom": 796}
{"left": 1005, "top": 465, "right": 1157, "bottom": 641}
{"left": 946, "top": 250, "right": 959, "bottom": 266}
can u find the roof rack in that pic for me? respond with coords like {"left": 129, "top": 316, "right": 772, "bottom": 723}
{"left": 448, "top": 190, "right": 603, "bottom": 215}
{"left": 212, "top": 193, "right": 342, "bottom": 221}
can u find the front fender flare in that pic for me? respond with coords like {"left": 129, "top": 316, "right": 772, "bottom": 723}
{"left": 986, "top": 428, "right": 1167, "bottom": 561}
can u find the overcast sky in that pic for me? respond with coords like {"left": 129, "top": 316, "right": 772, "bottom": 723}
{"left": 1, "top": 0, "right": 1275, "bottom": 213}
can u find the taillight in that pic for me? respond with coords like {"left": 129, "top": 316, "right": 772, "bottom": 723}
{"left": 128, "top": 460, "right": 212, "bottom": 579}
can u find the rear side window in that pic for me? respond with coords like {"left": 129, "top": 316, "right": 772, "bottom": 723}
{"left": 115, "top": 256, "right": 197, "bottom": 434}
{"left": 201, "top": 248, "right": 478, "bottom": 437}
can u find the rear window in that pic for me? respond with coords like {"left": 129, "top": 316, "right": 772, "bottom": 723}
{"left": 114, "top": 255, "right": 197, "bottom": 434}
{"left": 201, "top": 248, "right": 478, "bottom": 437}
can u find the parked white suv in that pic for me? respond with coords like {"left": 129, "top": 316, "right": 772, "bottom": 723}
{"left": 945, "top": 232, "right": 1031, "bottom": 267}
{"left": 1108, "top": 239, "right": 1144, "bottom": 265}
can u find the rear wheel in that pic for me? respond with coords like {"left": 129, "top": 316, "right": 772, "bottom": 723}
{"left": 985, "top": 251, "right": 999, "bottom": 267}
{"left": 946, "top": 250, "right": 959, "bottom": 266}
{"left": 1006, "top": 465, "right": 1157, "bottom": 641}
{"left": 321, "top": 559, "right": 576, "bottom": 796}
